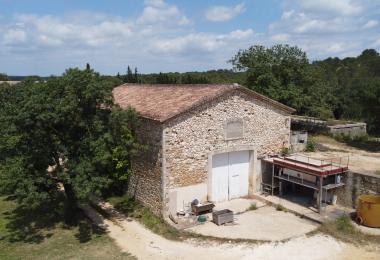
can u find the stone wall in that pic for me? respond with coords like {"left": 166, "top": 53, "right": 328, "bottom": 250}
{"left": 162, "top": 90, "right": 290, "bottom": 210}
{"left": 335, "top": 171, "right": 380, "bottom": 208}
{"left": 128, "top": 118, "right": 163, "bottom": 215}
{"left": 328, "top": 123, "right": 367, "bottom": 137}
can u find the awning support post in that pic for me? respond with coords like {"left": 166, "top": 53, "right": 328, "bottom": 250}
{"left": 271, "top": 163, "right": 274, "bottom": 196}
{"left": 318, "top": 175, "right": 323, "bottom": 213}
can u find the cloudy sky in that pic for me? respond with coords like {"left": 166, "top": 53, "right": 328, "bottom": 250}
{"left": 1, "top": 0, "right": 379, "bottom": 75}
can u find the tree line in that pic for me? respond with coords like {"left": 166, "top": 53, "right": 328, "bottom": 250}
{"left": 118, "top": 45, "right": 380, "bottom": 134}
{"left": 230, "top": 45, "right": 380, "bottom": 135}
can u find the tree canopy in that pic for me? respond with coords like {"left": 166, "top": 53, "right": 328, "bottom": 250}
{"left": 230, "top": 44, "right": 332, "bottom": 118}
{"left": 0, "top": 73, "right": 9, "bottom": 81}
{"left": 230, "top": 45, "right": 380, "bottom": 134}
{"left": 0, "top": 68, "right": 141, "bottom": 223}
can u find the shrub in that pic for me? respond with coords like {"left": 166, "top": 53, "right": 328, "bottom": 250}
{"left": 352, "top": 134, "right": 369, "bottom": 142}
{"left": 276, "top": 204, "right": 286, "bottom": 211}
{"left": 335, "top": 215, "right": 356, "bottom": 234}
{"left": 334, "top": 133, "right": 352, "bottom": 142}
{"left": 334, "top": 133, "right": 370, "bottom": 143}
{"left": 305, "top": 138, "right": 316, "bottom": 152}
{"left": 248, "top": 203, "right": 257, "bottom": 211}
{"left": 281, "top": 147, "right": 290, "bottom": 156}
{"left": 320, "top": 214, "right": 380, "bottom": 244}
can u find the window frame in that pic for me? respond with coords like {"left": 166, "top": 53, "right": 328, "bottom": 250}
{"left": 224, "top": 118, "right": 245, "bottom": 140}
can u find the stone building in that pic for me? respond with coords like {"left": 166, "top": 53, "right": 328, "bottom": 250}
{"left": 113, "top": 84, "right": 295, "bottom": 216}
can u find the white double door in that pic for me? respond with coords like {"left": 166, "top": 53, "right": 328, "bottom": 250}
{"left": 211, "top": 150, "right": 250, "bottom": 202}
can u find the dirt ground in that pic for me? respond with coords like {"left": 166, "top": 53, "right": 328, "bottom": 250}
{"left": 305, "top": 135, "right": 380, "bottom": 175}
{"left": 83, "top": 202, "right": 380, "bottom": 260}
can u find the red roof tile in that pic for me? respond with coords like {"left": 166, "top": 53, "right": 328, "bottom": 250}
{"left": 113, "top": 84, "right": 295, "bottom": 122}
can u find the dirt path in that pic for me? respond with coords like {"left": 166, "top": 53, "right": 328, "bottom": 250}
{"left": 82, "top": 202, "right": 379, "bottom": 260}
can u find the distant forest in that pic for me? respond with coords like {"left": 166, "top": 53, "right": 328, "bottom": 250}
{"left": 3, "top": 45, "right": 380, "bottom": 134}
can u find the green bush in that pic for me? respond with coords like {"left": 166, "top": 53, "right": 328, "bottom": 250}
{"left": 335, "top": 215, "right": 356, "bottom": 234}
{"left": 334, "top": 133, "right": 352, "bottom": 142}
{"left": 276, "top": 204, "right": 286, "bottom": 211}
{"left": 305, "top": 138, "right": 316, "bottom": 152}
{"left": 334, "top": 133, "right": 369, "bottom": 143}
{"left": 248, "top": 203, "right": 257, "bottom": 211}
{"left": 281, "top": 147, "right": 290, "bottom": 156}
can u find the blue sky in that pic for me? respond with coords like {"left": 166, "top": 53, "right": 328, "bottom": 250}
{"left": 0, "top": 0, "right": 379, "bottom": 75}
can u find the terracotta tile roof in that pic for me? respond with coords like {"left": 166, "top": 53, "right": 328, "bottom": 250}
{"left": 113, "top": 84, "right": 295, "bottom": 122}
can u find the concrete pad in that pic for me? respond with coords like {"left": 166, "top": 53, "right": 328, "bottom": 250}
{"left": 187, "top": 206, "right": 318, "bottom": 241}
{"left": 352, "top": 221, "right": 380, "bottom": 236}
{"left": 213, "top": 198, "right": 265, "bottom": 214}
{"left": 253, "top": 193, "right": 354, "bottom": 223}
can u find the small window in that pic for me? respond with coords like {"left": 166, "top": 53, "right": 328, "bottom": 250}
{"left": 226, "top": 119, "right": 244, "bottom": 139}
{"left": 285, "top": 118, "right": 290, "bottom": 127}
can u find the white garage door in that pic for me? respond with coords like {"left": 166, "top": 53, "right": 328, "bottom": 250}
{"left": 211, "top": 150, "right": 249, "bottom": 202}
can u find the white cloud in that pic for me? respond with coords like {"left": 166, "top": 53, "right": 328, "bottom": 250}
{"left": 268, "top": 0, "right": 380, "bottom": 59}
{"left": 1, "top": 0, "right": 379, "bottom": 75}
{"left": 3, "top": 14, "right": 134, "bottom": 48}
{"left": 137, "top": 0, "right": 189, "bottom": 26}
{"left": 271, "top": 33, "right": 290, "bottom": 42}
{"left": 144, "top": 0, "right": 165, "bottom": 8}
{"left": 296, "top": 0, "right": 363, "bottom": 16}
{"left": 3, "top": 28, "right": 27, "bottom": 44}
{"left": 205, "top": 3, "right": 246, "bottom": 22}
{"left": 153, "top": 29, "right": 254, "bottom": 54}
{"left": 0, "top": 1, "right": 255, "bottom": 74}
{"left": 362, "top": 20, "right": 378, "bottom": 29}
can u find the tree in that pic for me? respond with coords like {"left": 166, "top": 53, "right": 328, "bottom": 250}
{"left": 134, "top": 67, "right": 139, "bottom": 83}
{"left": 0, "top": 73, "right": 9, "bottom": 81}
{"left": 230, "top": 44, "right": 331, "bottom": 117}
{"left": 313, "top": 49, "right": 380, "bottom": 133}
{"left": 155, "top": 72, "right": 178, "bottom": 84}
{"left": 0, "top": 68, "right": 141, "bottom": 223}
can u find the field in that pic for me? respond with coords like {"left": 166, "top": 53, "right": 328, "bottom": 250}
{"left": 0, "top": 196, "right": 133, "bottom": 260}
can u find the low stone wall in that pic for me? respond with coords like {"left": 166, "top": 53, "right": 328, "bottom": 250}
{"left": 328, "top": 123, "right": 367, "bottom": 137}
{"left": 335, "top": 171, "right": 380, "bottom": 208}
{"left": 291, "top": 116, "right": 367, "bottom": 137}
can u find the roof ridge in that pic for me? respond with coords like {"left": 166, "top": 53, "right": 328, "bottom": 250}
{"left": 113, "top": 83, "right": 295, "bottom": 122}
{"left": 120, "top": 83, "right": 237, "bottom": 87}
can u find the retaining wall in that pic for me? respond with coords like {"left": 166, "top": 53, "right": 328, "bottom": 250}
{"left": 335, "top": 171, "right": 380, "bottom": 208}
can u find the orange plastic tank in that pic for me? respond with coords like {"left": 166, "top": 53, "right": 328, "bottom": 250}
{"left": 356, "top": 195, "right": 380, "bottom": 228}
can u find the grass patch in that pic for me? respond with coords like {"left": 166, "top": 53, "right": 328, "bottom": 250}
{"left": 248, "top": 202, "right": 258, "bottom": 211}
{"left": 107, "top": 195, "right": 182, "bottom": 241}
{"left": 319, "top": 215, "right": 380, "bottom": 245}
{"left": 0, "top": 196, "right": 133, "bottom": 259}
{"left": 275, "top": 204, "right": 287, "bottom": 212}
{"left": 314, "top": 134, "right": 380, "bottom": 153}
{"left": 375, "top": 170, "right": 380, "bottom": 175}
{"left": 332, "top": 134, "right": 380, "bottom": 152}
